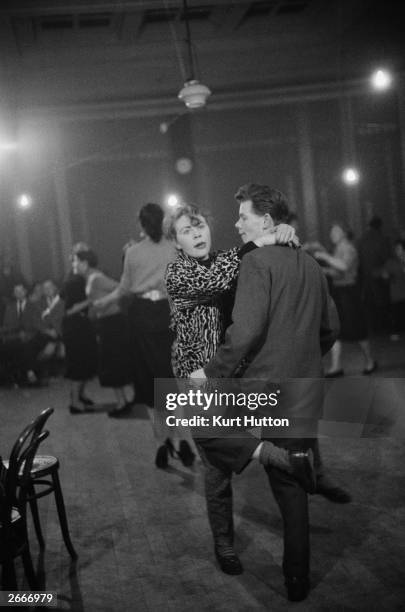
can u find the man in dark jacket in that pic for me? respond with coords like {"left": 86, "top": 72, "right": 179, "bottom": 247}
{"left": 191, "top": 184, "right": 340, "bottom": 601}
{"left": 0, "top": 283, "right": 48, "bottom": 384}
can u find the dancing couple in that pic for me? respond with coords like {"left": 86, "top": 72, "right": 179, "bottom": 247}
{"left": 165, "top": 183, "right": 349, "bottom": 602}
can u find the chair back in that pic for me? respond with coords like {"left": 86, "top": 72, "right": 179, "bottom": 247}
{"left": 4, "top": 429, "right": 50, "bottom": 522}
{"left": 8, "top": 408, "right": 54, "bottom": 474}
{"left": 1, "top": 430, "right": 49, "bottom": 562}
{"left": 2, "top": 407, "right": 54, "bottom": 529}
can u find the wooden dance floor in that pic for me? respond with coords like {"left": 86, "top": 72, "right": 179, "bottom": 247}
{"left": 1, "top": 336, "right": 405, "bottom": 611}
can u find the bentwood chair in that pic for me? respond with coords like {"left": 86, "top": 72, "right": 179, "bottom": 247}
{"left": 0, "top": 426, "right": 49, "bottom": 589}
{"left": 2, "top": 408, "right": 78, "bottom": 560}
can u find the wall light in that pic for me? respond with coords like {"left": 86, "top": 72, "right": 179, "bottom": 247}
{"left": 342, "top": 168, "right": 360, "bottom": 185}
{"left": 371, "top": 68, "right": 393, "bottom": 91}
{"left": 17, "top": 193, "right": 33, "bottom": 209}
{"left": 167, "top": 194, "right": 180, "bottom": 208}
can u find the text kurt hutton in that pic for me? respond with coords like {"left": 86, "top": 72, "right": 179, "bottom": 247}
{"left": 166, "top": 415, "right": 290, "bottom": 428}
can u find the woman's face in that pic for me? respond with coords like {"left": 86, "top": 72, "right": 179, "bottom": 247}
{"left": 394, "top": 243, "right": 404, "bottom": 259}
{"left": 174, "top": 214, "right": 212, "bottom": 260}
{"left": 330, "top": 224, "right": 345, "bottom": 245}
{"left": 72, "top": 255, "right": 87, "bottom": 276}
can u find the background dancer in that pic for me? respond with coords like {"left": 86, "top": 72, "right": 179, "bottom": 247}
{"left": 61, "top": 242, "right": 98, "bottom": 414}
{"left": 95, "top": 203, "right": 195, "bottom": 468}
{"left": 73, "top": 248, "right": 133, "bottom": 416}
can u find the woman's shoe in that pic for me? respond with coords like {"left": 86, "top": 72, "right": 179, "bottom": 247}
{"left": 363, "top": 361, "right": 378, "bottom": 375}
{"left": 69, "top": 405, "right": 88, "bottom": 414}
{"left": 178, "top": 440, "right": 195, "bottom": 467}
{"left": 325, "top": 369, "right": 344, "bottom": 378}
{"left": 79, "top": 395, "right": 94, "bottom": 406}
{"left": 155, "top": 444, "right": 169, "bottom": 469}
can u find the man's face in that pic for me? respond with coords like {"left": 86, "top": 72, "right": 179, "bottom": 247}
{"left": 235, "top": 200, "right": 273, "bottom": 243}
{"left": 43, "top": 281, "right": 56, "bottom": 298}
{"left": 174, "top": 214, "right": 211, "bottom": 260}
{"left": 14, "top": 285, "right": 26, "bottom": 301}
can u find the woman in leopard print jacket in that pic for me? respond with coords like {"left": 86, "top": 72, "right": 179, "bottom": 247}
{"left": 164, "top": 204, "right": 293, "bottom": 377}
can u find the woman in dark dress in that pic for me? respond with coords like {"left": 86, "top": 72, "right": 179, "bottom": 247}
{"left": 73, "top": 248, "right": 132, "bottom": 415}
{"left": 94, "top": 203, "right": 194, "bottom": 467}
{"left": 61, "top": 243, "right": 98, "bottom": 414}
{"left": 314, "top": 222, "right": 377, "bottom": 376}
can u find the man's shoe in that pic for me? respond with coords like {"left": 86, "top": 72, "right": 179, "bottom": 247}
{"left": 286, "top": 576, "right": 310, "bottom": 602}
{"left": 289, "top": 449, "right": 316, "bottom": 493}
{"left": 178, "top": 440, "right": 196, "bottom": 467}
{"left": 155, "top": 444, "right": 169, "bottom": 469}
{"left": 316, "top": 479, "right": 352, "bottom": 503}
{"left": 215, "top": 551, "right": 243, "bottom": 575}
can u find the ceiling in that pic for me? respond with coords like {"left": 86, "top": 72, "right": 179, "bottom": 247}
{"left": 0, "top": 0, "right": 404, "bottom": 116}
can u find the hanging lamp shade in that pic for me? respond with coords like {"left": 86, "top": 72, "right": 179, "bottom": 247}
{"left": 178, "top": 79, "right": 211, "bottom": 109}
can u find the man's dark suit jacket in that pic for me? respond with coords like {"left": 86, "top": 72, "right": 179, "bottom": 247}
{"left": 204, "top": 245, "right": 339, "bottom": 380}
{"left": 2, "top": 301, "right": 45, "bottom": 337}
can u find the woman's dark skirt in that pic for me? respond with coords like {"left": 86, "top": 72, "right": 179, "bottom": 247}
{"left": 62, "top": 313, "right": 98, "bottom": 381}
{"left": 127, "top": 296, "right": 174, "bottom": 407}
{"left": 331, "top": 284, "right": 368, "bottom": 341}
{"left": 95, "top": 313, "right": 132, "bottom": 388}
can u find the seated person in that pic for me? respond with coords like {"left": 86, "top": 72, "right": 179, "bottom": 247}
{"left": 381, "top": 239, "right": 405, "bottom": 340}
{"left": 28, "top": 281, "right": 46, "bottom": 310}
{"left": 0, "top": 257, "right": 27, "bottom": 324}
{"left": 0, "top": 283, "right": 49, "bottom": 384}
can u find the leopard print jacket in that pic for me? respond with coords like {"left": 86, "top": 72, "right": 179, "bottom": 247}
{"left": 165, "top": 249, "right": 242, "bottom": 378}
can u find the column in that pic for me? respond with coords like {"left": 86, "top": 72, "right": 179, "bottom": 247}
{"left": 52, "top": 123, "right": 73, "bottom": 270}
{"left": 339, "top": 94, "right": 361, "bottom": 234}
{"left": 296, "top": 106, "right": 319, "bottom": 240}
{"left": 45, "top": 205, "right": 61, "bottom": 280}
{"left": 396, "top": 72, "right": 405, "bottom": 221}
{"left": 14, "top": 207, "right": 33, "bottom": 282}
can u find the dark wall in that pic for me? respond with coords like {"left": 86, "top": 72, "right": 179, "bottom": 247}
{"left": 8, "top": 91, "right": 404, "bottom": 281}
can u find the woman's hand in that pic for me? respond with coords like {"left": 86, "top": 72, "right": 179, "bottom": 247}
{"left": 255, "top": 224, "right": 298, "bottom": 247}
{"left": 66, "top": 299, "right": 90, "bottom": 316}
{"left": 313, "top": 250, "right": 330, "bottom": 263}
{"left": 93, "top": 297, "right": 107, "bottom": 309}
{"left": 274, "top": 223, "right": 297, "bottom": 245}
{"left": 305, "top": 241, "right": 325, "bottom": 252}
{"left": 189, "top": 368, "right": 206, "bottom": 379}
{"left": 189, "top": 368, "right": 207, "bottom": 386}
{"left": 65, "top": 304, "right": 81, "bottom": 316}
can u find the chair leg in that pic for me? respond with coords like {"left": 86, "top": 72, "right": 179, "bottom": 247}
{"left": 22, "top": 546, "right": 38, "bottom": 590}
{"left": 51, "top": 469, "right": 78, "bottom": 560}
{"left": 28, "top": 484, "right": 45, "bottom": 549}
{"left": 1, "top": 561, "right": 18, "bottom": 590}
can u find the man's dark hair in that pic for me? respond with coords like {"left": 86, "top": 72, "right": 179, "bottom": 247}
{"left": 13, "top": 283, "right": 27, "bottom": 292}
{"left": 234, "top": 183, "right": 290, "bottom": 223}
{"left": 139, "top": 203, "right": 164, "bottom": 243}
{"left": 76, "top": 249, "right": 98, "bottom": 268}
